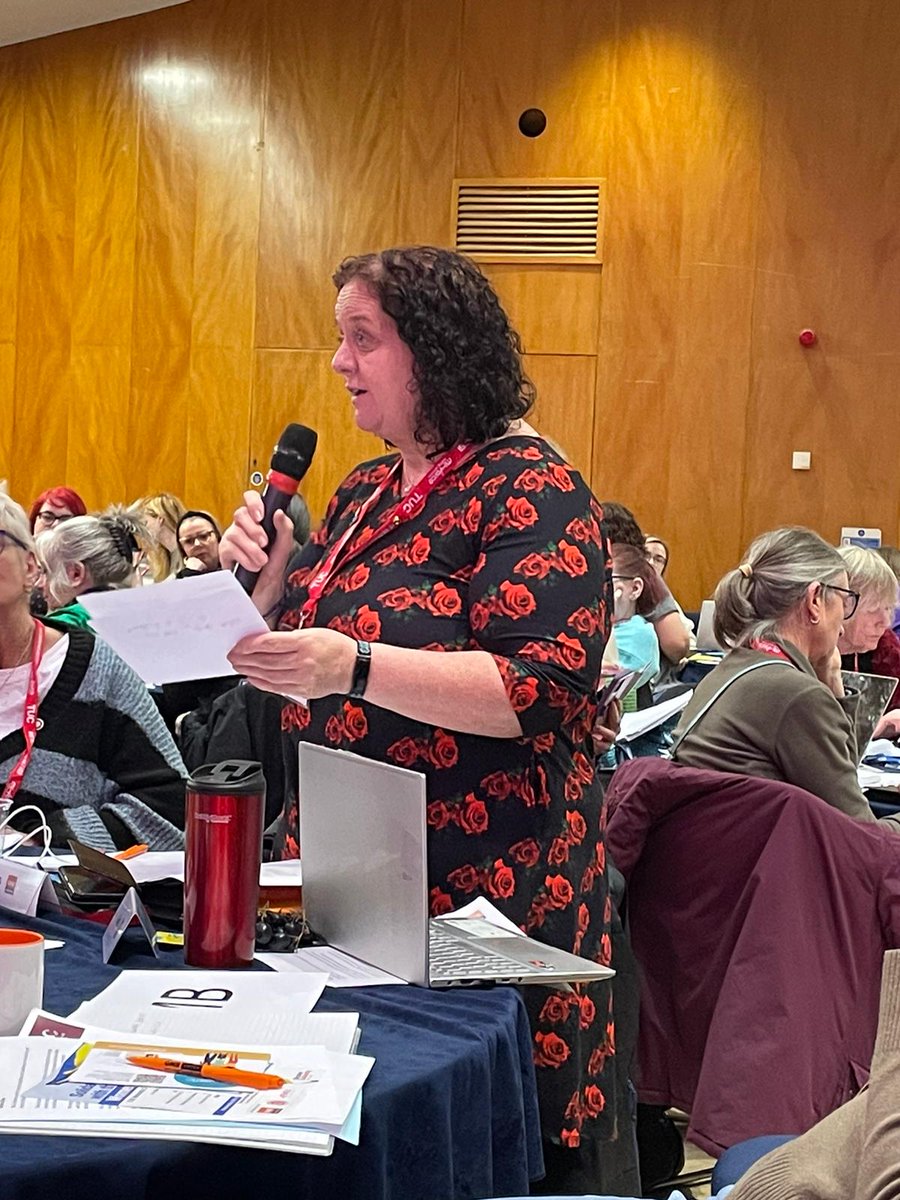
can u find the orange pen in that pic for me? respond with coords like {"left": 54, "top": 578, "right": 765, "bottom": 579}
{"left": 112, "top": 844, "right": 148, "bottom": 861}
{"left": 126, "top": 1053, "right": 286, "bottom": 1090}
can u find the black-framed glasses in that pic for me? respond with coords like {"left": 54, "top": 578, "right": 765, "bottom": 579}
{"left": 823, "top": 583, "right": 860, "bottom": 620}
{"left": 611, "top": 574, "right": 638, "bottom": 583}
{"left": 34, "top": 510, "right": 72, "bottom": 527}
{"left": 0, "top": 530, "right": 29, "bottom": 555}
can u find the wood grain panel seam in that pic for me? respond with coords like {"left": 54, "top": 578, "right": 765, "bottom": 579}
{"left": 451, "top": 1, "right": 466, "bottom": 214}
{"left": 246, "top": 0, "right": 273, "bottom": 487}
{"left": 125, "top": 30, "right": 147, "bottom": 438}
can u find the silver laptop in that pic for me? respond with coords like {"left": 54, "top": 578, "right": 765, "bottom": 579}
{"left": 695, "top": 600, "right": 724, "bottom": 652}
{"left": 298, "top": 744, "right": 615, "bottom": 988}
{"left": 841, "top": 671, "right": 896, "bottom": 763}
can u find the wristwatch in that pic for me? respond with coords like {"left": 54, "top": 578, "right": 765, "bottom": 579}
{"left": 349, "top": 640, "right": 372, "bottom": 698}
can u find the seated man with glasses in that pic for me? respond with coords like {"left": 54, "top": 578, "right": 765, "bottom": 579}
{"left": 175, "top": 511, "right": 222, "bottom": 578}
{"left": 670, "top": 527, "right": 900, "bottom": 830}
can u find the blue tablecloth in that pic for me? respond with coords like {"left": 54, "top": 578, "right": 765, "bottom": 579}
{"left": 0, "top": 908, "right": 543, "bottom": 1200}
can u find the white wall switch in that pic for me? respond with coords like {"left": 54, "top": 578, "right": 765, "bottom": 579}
{"left": 792, "top": 451, "right": 811, "bottom": 470}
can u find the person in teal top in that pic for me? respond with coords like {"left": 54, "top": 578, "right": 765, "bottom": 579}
{"left": 610, "top": 541, "right": 662, "bottom": 693}
{"left": 36, "top": 506, "right": 147, "bottom": 629}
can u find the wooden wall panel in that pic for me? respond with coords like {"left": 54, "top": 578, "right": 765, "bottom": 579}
{"left": 743, "top": 1, "right": 900, "bottom": 554}
{"left": 0, "top": 49, "right": 23, "bottom": 476}
{"left": 68, "top": 347, "right": 133, "bottom": 506}
{"left": 396, "top": 0, "right": 462, "bottom": 246}
{"left": 457, "top": 0, "right": 617, "bottom": 179}
{"left": 12, "top": 37, "right": 78, "bottom": 502}
{"left": 128, "top": 0, "right": 263, "bottom": 510}
{"left": 256, "top": 0, "right": 407, "bottom": 351}
{"left": 525, "top": 355, "right": 596, "bottom": 484}
{"left": 0, "top": 52, "right": 23, "bottom": 347}
{"left": 188, "top": 346, "right": 254, "bottom": 525}
{"left": 595, "top": 0, "right": 765, "bottom": 605}
{"left": 484, "top": 266, "right": 602, "bottom": 357}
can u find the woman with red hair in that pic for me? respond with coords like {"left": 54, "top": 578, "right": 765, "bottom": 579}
{"left": 29, "top": 487, "right": 86, "bottom": 534}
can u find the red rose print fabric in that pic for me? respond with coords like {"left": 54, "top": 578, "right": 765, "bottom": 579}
{"left": 271, "top": 437, "right": 615, "bottom": 1147}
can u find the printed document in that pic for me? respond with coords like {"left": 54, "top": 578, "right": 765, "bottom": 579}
{"left": 80, "top": 572, "right": 268, "bottom": 683}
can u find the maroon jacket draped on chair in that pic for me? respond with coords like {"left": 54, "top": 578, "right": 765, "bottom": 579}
{"left": 606, "top": 757, "right": 900, "bottom": 1156}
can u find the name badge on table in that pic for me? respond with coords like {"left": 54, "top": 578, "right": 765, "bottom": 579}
{"left": 0, "top": 858, "right": 58, "bottom": 917}
{"left": 102, "top": 887, "right": 161, "bottom": 964}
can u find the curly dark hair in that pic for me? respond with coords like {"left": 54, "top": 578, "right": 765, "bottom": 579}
{"left": 332, "top": 247, "right": 535, "bottom": 452}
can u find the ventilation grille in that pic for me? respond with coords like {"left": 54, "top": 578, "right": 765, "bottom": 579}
{"left": 454, "top": 179, "right": 603, "bottom": 262}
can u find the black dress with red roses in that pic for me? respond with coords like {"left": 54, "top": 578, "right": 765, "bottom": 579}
{"left": 272, "top": 436, "right": 616, "bottom": 1148}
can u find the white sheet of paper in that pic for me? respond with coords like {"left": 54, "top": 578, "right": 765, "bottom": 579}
{"left": 260, "top": 859, "right": 303, "bottom": 886}
{"left": 69, "top": 970, "right": 329, "bottom": 1030}
{"left": 79, "top": 573, "right": 269, "bottom": 684}
{"left": 433, "top": 895, "right": 524, "bottom": 936}
{"left": 618, "top": 690, "right": 692, "bottom": 742}
{"left": 257, "top": 945, "right": 407, "bottom": 987}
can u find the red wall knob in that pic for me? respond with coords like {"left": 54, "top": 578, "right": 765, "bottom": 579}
{"left": 799, "top": 329, "right": 818, "bottom": 347}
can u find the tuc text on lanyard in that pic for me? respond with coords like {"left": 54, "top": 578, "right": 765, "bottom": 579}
{"left": 1, "top": 622, "right": 45, "bottom": 811}
{"left": 297, "top": 443, "right": 474, "bottom": 629}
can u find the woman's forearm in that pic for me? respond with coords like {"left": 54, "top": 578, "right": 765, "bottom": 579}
{"left": 365, "top": 644, "right": 523, "bottom": 737}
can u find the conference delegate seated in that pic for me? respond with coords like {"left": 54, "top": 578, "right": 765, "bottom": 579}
{"left": 671, "top": 526, "right": 900, "bottom": 829}
{"left": 174, "top": 509, "right": 222, "bottom": 577}
{"left": 0, "top": 492, "right": 186, "bottom": 851}
{"left": 138, "top": 491, "right": 185, "bottom": 581}
{"left": 600, "top": 503, "right": 691, "bottom": 666}
{"left": 838, "top": 544, "right": 900, "bottom": 707}
{"left": 37, "top": 506, "right": 147, "bottom": 628}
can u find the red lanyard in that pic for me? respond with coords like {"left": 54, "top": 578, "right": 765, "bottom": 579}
{"left": 749, "top": 637, "right": 791, "bottom": 662}
{"left": 1, "top": 622, "right": 45, "bottom": 808}
{"left": 298, "top": 442, "right": 474, "bottom": 627}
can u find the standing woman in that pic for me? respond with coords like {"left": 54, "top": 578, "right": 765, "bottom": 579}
{"left": 223, "top": 247, "right": 625, "bottom": 1188}
{"left": 0, "top": 491, "right": 186, "bottom": 850}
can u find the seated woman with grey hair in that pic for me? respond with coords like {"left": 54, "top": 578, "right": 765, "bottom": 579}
{"left": 37, "top": 505, "right": 147, "bottom": 629}
{"left": 838, "top": 545, "right": 900, "bottom": 711}
{"left": 671, "top": 526, "right": 899, "bottom": 829}
{"left": 0, "top": 491, "right": 186, "bottom": 851}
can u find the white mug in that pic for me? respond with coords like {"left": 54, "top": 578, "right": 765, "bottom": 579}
{"left": 0, "top": 929, "right": 44, "bottom": 1036}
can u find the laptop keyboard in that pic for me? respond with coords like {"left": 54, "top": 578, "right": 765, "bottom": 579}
{"left": 429, "top": 921, "right": 546, "bottom": 980}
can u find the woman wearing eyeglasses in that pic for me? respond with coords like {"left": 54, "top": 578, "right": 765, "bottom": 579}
{"left": 28, "top": 486, "right": 87, "bottom": 534}
{"left": 0, "top": 491, "right": 186, "bottom": 851}
{"left": 671, "top": 526, "right": 898, "bottom": 827}
{"left": 175, "top": 510, "right": 222, "bottom": 576}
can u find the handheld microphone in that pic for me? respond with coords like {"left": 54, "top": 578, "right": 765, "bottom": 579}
{"left": 234, "top": 422, "right": 318, "bottom": 594}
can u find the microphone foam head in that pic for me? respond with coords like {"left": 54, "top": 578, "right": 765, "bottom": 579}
{"left": 272, "top": 424, "right": 318, "bottom": 480}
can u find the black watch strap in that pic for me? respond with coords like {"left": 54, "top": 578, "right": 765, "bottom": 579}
{"left": 349, "top": 639, "right": 372, "bottom": 698}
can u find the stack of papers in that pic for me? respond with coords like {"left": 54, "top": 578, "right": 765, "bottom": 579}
{"left": 0, "top": 971, "right": 373, "bottom": 1155}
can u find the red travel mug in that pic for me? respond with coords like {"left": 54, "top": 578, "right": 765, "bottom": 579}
{"left": 183, "top": 760, "right": 265, "bottom": 968}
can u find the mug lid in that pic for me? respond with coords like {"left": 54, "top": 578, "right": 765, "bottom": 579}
{"left": 187, "top": 760, "right": 265, "bottom": 794}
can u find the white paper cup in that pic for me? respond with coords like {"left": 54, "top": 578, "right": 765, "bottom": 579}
{"left": 0, "top": 929, "right": 44, "bottom": 1036}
